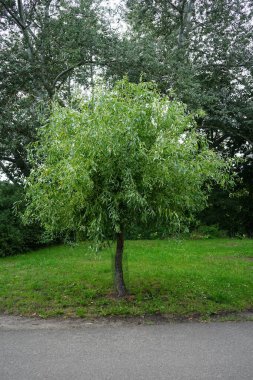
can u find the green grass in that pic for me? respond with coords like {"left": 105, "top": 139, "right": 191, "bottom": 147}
{"left": 0, "top": 239, "right": 252, "bottom": 319}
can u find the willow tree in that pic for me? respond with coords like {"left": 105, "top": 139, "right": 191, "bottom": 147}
{"left": 24, "top": 79, "right": 232, "bottom": 296}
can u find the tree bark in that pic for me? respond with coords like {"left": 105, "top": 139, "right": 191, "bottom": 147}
{"left": 178, "top": 0, "right": 195, "bottom": 48}
{"left": 115, "top": 231, "right": 127, "bottom": 297}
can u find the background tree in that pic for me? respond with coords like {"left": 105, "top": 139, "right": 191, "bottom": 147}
{"left": 24, "top": 79, "right": 232, "bottom": 295}
{"left": 123, "top": 0, "right": 253, "bottom": 235}
{"left": 0, "top": 0, "right": 119, "bottom": 182}
{"left": 0, "top": 0, "right": 127, "bottom": 253}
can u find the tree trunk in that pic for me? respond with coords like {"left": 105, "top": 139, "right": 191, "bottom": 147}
{"left": 115, "top": 231, "right": 127, "bottom": 297}
{"left": 178, "top": 0, "right": 195, "bottom": 48}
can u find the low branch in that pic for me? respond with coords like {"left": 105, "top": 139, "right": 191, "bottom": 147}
{"left": 53, "top": 62, "right": 88, "bottom": 89}
{"left": 200, "top": 123, "right": 253, "bottom": 146}
{"left": 53, "top": 60, "right": 117, "bottom": 89}
{"left": 234, "top": 132, "right": 253, "bottom": 145}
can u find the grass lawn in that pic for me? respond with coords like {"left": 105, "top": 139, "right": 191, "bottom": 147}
{"left": 0, "top": 239, "right": 252, "bottom": 319}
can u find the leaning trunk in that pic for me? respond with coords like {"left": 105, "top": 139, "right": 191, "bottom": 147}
{"left": 115, "top": 231, "right": 127, "bottom": 297}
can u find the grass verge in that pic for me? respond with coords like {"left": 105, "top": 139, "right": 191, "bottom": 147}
{"left": 0, "top": 239, "right": 252, "bottom": 319}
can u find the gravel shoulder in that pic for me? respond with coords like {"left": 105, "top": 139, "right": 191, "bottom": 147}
{"left": 0, "top": 311, "right": 253, "bottom": 331}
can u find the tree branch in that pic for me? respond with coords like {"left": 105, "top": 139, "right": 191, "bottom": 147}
{"left": 53, "top": 60, "right": 116, "bottom": 89}
{"left": 0, "top": 0, "right": 26, "bottom": 29}
{"left": 0, "top": 161, "right": 19, "bottom": 185}
{"left": 0, "top": 0, "right": 37, "bottom": 41}
{"left": 243, "top": 148, "right": 253, "bottom": 158}
{"left": 167, "top": 1, "right": 180, "bottom": 12}
{"left": 0, "top": 156, "right": 16, "bottom": 163}
{"left": 53, "top": 62, "right": 87, "bottom": 89}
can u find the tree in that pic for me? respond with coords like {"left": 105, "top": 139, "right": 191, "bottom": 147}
{"left": 0, "top": 0, "right": 119, "bottom": 182}
{"left": 24, "top": 79, "right": 232, "bottom": 296}
{"left": 124, "top": 0, "right": 253, "bottom": 235}
{"left": 125, "top": 0, "right": 253, "bottom": 139}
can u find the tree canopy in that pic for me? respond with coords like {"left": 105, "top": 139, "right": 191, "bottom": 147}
{"left": 24, "top": 79, "right": 232, "bottom": 294}
{"left": 0, "top": 0, "right": 119, "bottom": 181}
{"left": 123, "top": 0, "right": 253, "bottom": 235}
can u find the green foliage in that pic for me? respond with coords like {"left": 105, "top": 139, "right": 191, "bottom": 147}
{"left": 198, "top": 182, "right": 253, "bottom": 237}
{"left": 0, "top": 0, "right": 119, "bottom": 182}
{"left": 24, "top": 79, "right": 232, "bottom": 242}
{"left": 190, "top": 225, "right": 228, "bottom": 240}
{"left": 124, "top": 0, "right": 253, "bottom": 236}
{"left": 0, "top": 182, "right": 43, "bottom": 257}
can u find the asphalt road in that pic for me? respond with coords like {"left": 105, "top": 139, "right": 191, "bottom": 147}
{"left": 0, "top": 317, "right": 252, "bottom": 380}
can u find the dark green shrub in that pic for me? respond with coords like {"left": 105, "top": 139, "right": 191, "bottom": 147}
{"left": 0, "top": 182, "right": 44, "bottom": 257}
{"left": 190, "top": 224, "right": 228, "bottom": 239}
